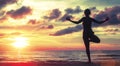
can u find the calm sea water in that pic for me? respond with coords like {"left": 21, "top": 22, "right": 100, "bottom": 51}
{"left": 0, "top": 50, "right": 120, "bottom": 62}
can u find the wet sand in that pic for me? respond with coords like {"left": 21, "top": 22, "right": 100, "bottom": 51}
{"left": 0, "top": 60, "right": 119, "bottom": 66}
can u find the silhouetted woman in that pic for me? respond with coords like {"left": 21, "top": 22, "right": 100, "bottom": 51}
{"left": 66, "top": 9, "right": 109, "bottom": 63}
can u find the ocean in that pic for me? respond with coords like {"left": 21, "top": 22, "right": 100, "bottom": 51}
{"left": 0, "top": 50, "right": 120, "bottom": 62}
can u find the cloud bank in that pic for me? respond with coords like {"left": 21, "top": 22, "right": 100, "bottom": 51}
{"left": 94, "top": 6, "right": 120, "bottom": 25}
{"left": 52, "top": 6, "right": 120, "bottom": 36}
{"left": 7, "top": 6, "right": 32, "bottom": 19}
{"left": 43, "top": 9, "right": 61, "bottom": 21}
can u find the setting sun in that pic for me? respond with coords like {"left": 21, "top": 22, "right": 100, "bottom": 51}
{"left": 12, "top": 37, "right": 29, "bottom": 48}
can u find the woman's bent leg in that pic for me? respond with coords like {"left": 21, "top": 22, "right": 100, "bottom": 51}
{"left": 90, "top": 34, "right": 100, "bottom": 43}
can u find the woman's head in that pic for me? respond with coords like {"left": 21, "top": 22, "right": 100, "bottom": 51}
{"left": 84, "top": 9, "right": 91, "bottom": 16}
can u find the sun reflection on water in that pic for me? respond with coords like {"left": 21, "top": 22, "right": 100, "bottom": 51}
{"left": 11, "top": 36, "right": 30, "bottom": 59}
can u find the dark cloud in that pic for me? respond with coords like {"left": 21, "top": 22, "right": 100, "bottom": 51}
{"left": 94, "top": 6, "right": 120, "bottom": 25}
{"left": 27, "top": 19, "right": 40, "bottom": 25}
{"left": 59, "top": 14, "right": 73, "bottom": 22}
{"left": 89, "top": 7, "right": 96, "bottom": 10}
{"left": 0, "top": 0, "right": 18, "bottom": 9}
{"left": 65, "top": 6, "right": 82, "bottom": 14}
{"left": 89, "top": 7, "right": 99, "bottom": 12}
{"left": 50, "top": 25, "right": 82, "bottom": 36}
{"left": 47, "top": 25, "right": 54, "bottom": 29}
{"left": 44, "top": 9, "right": 61, "bottom": 21}
{"left": 39, "top": 24, "right": 54, "bottom": 29}
{"left": 35, "top": 24, "right": 54, "bottom": 31}
{"left": 7, "top": 6, "right": 32, "bottom": 19}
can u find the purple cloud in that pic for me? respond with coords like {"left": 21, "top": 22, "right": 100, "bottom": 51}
{"left": 94, "top": 6, "right": 120, "bottom": 25}
{"left": 65, "top": 6, "right": 82, "bottom": 14}
{"left": 59, "top": 14, "right": 73, "bottom": 22}
{"left": 50, "top": 25, "right": 82, "bottom": 36}
{"left": 44, "top": 9, "right": 61, "bottom": 21}
{"left": 0, "top": 0, "right": 18, "bottom": 9}
{"left": 7, "top": 6, "right": 32, "bottom": 19}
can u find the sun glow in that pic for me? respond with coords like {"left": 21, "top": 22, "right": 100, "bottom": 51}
{"left": 13, "top": 36, "right": 29, "bottom": 48}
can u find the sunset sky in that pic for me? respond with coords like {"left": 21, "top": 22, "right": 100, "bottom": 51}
{"left": 0, "top": 0, "right": 120, "bottom": 51}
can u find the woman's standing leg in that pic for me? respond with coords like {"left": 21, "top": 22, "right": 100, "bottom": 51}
{"left": 83, "top": 35, "right": 91, "bottom": 63}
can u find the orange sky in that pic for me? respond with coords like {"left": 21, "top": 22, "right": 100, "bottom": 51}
{"left": 0, "top": 0, "right": 120, "bottom": 51}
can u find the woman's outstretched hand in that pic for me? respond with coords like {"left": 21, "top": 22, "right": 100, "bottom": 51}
{"left": 104, "top": 17, "right": 109, "bottom": 22}
{"left": 66, "top": 17, "right": 71, "bottom": 21}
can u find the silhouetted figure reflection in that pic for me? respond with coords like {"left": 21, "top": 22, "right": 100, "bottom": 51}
{"left": 66, "top": 9, "right": 109, "bottom": 63}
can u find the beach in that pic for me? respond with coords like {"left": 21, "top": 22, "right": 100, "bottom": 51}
{"left": 0, "top": 50, "right": 120, "bottom": 66}
{"left": 0, "top": 60, "right": 120, "bottom": 66}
